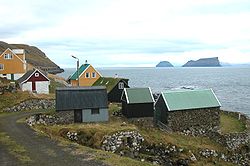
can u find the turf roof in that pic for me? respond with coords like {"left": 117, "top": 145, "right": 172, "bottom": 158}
{"left": 93, "top": 77, "right": 128, "bottom": 92}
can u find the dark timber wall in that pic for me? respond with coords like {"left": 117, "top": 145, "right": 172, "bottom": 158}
{"left": 122, "top": 101, "right": 154, "bottom": 118}
{"left": 108, "top": 80, "right": 129, "bottom": 103}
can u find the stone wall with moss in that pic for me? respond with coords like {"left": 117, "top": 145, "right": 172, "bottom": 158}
{"left": 167, "top": 108, "right": 220, "bottom": 132}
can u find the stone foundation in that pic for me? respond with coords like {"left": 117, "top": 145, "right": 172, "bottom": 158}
{"left": 167, "top": 108, "right": 220, "bottom": 132}
{"left": 55, "top": 111, "right": 74, "bottom": 124}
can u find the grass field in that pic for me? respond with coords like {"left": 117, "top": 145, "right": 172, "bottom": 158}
{"left": 220, "top": 112, "right": 246, "bottom": 134}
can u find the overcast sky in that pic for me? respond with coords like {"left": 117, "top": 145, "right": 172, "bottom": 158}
{"left": 1, "top": 0, "right": 250, "bottom": 67}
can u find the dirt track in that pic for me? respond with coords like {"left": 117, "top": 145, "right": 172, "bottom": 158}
{"left": 0, "top": 111, "right": 106, "bottom": 166}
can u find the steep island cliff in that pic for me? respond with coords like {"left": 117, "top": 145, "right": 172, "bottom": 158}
{"left": 182, "top": 57, "right": 221, "bottom": 67}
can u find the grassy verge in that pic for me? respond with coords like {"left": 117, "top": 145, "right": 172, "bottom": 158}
{"left": 0, "top": 132, "right": 32, "bottom": 163}
{"left": 220, "top": 112, "right": 246, "bottom": 134}
{"left": 0, "top": 91, "right": 33, "bottom": 111}
{"left": 32, "top": 125, "right": 153, "bottom": 166}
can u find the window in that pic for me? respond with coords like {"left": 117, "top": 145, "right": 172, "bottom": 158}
{"left": 85, "top": 72, "right": 90, "bottom": 78}
{"left": 4, "top": 53, "right": 13, "bottom": 59}
{"left": 92, "top": 72, "right": 96, "bottom": 78}
{"left": 0, "top": 64, "right": 4, "bottom": 70}
{"left": 118, "top": 82, "right": 124, "bottom": 89}
{"left": 91, "top": 108, "right": 100, "bottom": 114}
{"left": 35, "top": 73, "right": 39, "bottom": 77}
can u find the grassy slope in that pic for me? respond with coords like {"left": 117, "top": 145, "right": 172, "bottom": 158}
{"left": 32, "top": 105, "right": 246, "bottom": 166}
{"left": 0, "top": 91, "right": 33, "bottom": 111}
{"left": 48, "top": 76, "right": 66, "bottom": 94}
{"left": 220, "top": 112, "right": 246, "bottom": 134}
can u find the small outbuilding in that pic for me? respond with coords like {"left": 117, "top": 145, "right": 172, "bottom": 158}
{"left": 155, "top": 89, "right": 221, "bottom": 131}
{"left": 17, "top": 69, "right": 50, "bottom": 94}
{"left": 121, "top": 87, "right": 155, "bottom": 118}
{"left": 56, "top": 86, "right": 108, "bottom": 123}
{"left": 93, "top": 77, "right": 129, "bottom": 103}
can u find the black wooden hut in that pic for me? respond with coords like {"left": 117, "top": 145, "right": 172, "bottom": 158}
{"left": 93, "top": 77, "right": 129, "bottom": 103}
{"left": 121, "top": 87, "right": 155, "bottom": 118}
{"left": 56, "top": 86, "right": 108, "bottom": 123}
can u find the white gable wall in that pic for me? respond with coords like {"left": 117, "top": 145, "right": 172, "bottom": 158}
{"left": 21, "top": 82, "right": 32, "bottom": 91}
{"left": 36, "top": 81, "right": 49, "bottom": 94}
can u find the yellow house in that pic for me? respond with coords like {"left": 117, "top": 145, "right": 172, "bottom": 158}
{"left": 0, "top": 48, "right": 27, "bottom": 80}
{"left": 69, "top": 63, "right": 101, "bottom": 86}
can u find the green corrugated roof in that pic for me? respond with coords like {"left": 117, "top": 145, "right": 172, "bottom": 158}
{"left": 93, "top": 77, "right": 128, "bottom": 92}
{"left": 69, "top": 64, "right": 90, "bottom": 80}
{"left": 125, "top": 88, "right": 154, "bottom": 104}
{"left": 162, "top": 89, "right": 221, "bottom": 111}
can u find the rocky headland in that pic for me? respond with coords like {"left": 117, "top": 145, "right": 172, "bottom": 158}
{"left": 183, "top": 57, "right": 221, "bottom": 67}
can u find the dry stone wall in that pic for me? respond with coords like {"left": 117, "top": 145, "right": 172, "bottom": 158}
{"left": 3, "top": 99, "right": 55, "bottom": 112}
{"left": 167, "top": 108, "right": 220, "bottom": 132}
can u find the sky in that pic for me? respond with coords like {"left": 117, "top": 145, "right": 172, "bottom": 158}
{"left": 1, "top": 0, "right": 250, "bottom": 67}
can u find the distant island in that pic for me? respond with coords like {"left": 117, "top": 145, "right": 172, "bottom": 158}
{"left": 182, "top": 57, "right": 221, "bottom": 67}
{"left": 156, "top": 61, "right": 174, "bottom": 67}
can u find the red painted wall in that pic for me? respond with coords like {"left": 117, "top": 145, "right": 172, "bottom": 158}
{"left": 25, "top": 71, "right": 49, "bottom": 83}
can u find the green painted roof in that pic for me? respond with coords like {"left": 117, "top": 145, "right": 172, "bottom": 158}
{"left": 93, "top": 77, "right": 128, "bottom": 92}
{"left": 162, "top": 89, "right": 221, "bottom": 111}
{"left": 69, "top": 64, "right": 90, "bottom": 80}
{"left": 125, "top": 88, "right": 154, "bottom": 104}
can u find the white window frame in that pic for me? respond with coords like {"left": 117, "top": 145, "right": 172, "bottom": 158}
{"left": 35, "top": 73, "right": 39, "bottom": 77}
{"left": 92, "top": 72, "right": 96, "bottom": 78}
{"left": 118, "top": 82, "right": 124, "bottom": 89}
{"left": 0, "top": 64, "right": 4, "bottom": 70}
{"left": 85, "top": 72, "right": 90, "bottom": 78}
{"left": 4, "top": 53, "right": 13, "bottom": 59}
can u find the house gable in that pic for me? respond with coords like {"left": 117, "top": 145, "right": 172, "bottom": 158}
{"left": 18, "top": 69, "right": 49, "bottom": 84}
{"left": 0, "top": 48, "right": 26, "bottom": 74}
{"left": 70, "top": 64, "right": 102, "bottom": 86}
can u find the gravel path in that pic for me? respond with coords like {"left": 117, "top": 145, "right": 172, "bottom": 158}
{"left": 0, "top": 111, "right": 106, "bottom": 166}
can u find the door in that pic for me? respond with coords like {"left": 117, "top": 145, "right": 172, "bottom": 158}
{"left": 11, "top": 74, "right": 14, "bottom": 81}
{"left": 32, "top": 82, "right": 36, "bottom": 91}
{"left": 74, "top": 109, "right": 82, "bottom": 123}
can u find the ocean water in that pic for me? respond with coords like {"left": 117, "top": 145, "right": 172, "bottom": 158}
{"left": 58, "top": 67, "right": 250, "bottom": 117}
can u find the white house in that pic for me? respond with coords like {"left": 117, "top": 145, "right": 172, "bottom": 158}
{"left": 17, "top": 69, "right": 50, "bottom": 94}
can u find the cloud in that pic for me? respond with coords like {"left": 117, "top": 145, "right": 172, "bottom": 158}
{"left": 1, "top": 0, "right": 250, "bottom": 67}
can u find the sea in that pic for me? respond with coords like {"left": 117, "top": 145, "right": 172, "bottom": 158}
{"left": 58, "top": 67, "right": 250, "bottom": 117}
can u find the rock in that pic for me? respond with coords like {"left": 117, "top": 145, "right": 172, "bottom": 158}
{"left": 190, "top": 153, "right": 197, "bottom": 161}
{"left": 156, "top": 61, "right": 174, "bottom": 67}
{"left": 3, "top": 99, "right": 55, "bottom": 112}
{"left": 182, "top": 57, "right": 221, "bottom": 67}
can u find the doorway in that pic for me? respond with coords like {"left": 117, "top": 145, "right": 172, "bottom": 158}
{"left": 74, "top": 109, "right": 82, "bottom": 123}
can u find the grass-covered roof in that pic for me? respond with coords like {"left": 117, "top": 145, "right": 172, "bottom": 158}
{"left": 93, "top": 77, "right": 128, "bottom": 92}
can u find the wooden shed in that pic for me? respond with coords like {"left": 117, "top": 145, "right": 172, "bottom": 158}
{"left": 121, "top": 87, "right": 155, "bottom": 118}
{"left": 17, "top": 69, "right": 50, "bottom": 94}
{"left": 93, "top": 77, "right": 129, "bottom": 103}
{"left": 56, "top": 86, "right": 108, "bottom": 123}
{"left": 155, "top": 89, "right": 221, "bottom": 131}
